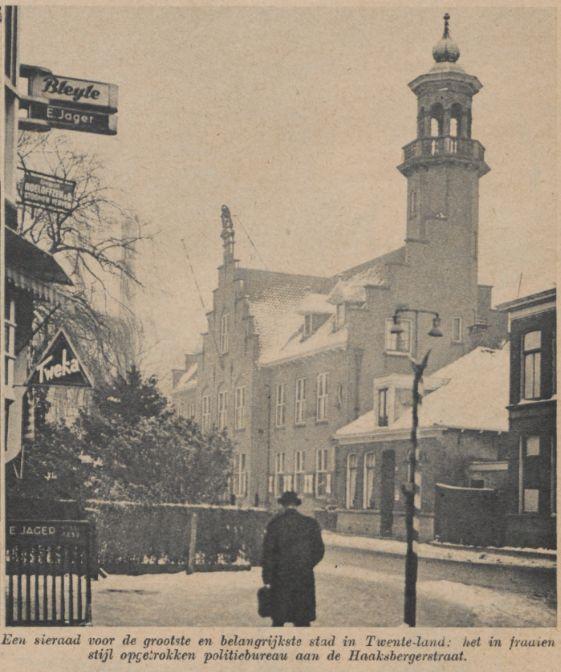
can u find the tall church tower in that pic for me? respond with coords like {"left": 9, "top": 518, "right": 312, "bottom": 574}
{"left": 397, "top": 14, "right": 490, "bottom": 323}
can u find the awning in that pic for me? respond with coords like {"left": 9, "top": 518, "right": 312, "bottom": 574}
{"left": 5, "top": 227, "right": 72, "bottom": 285}
{"left": 5, "top": 227, "right": 72, "bottom": 301}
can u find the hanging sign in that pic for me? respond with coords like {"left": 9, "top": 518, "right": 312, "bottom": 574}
{"left": 18, "top": 169, "right": 76, "bottom": 213}
{"left": 40, "top": 103, "right": 118, "bottom": 135}
{"left": 25, "top": 66, "right": 118, "bottom": 112}
{"left": 27, "top": 329, "right": 93, "bottom": 388}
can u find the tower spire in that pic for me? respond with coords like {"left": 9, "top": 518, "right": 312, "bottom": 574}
{"left": 443, "top": 12, "right": 450, "bottom": 38}
{"left": 221, "top": 204, "right": 235, "bottom": 263}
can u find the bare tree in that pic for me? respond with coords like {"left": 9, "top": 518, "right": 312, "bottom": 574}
{"left": 17, "top": 132, "right": 148, "bottom": 381}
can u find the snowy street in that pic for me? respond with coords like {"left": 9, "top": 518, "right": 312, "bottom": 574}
{"left": 93, "top": 540, "right": 556, "bottom": 628}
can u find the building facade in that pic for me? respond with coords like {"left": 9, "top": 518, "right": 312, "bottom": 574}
{"left": 498, "top": 288, "right": 556, "bottom": 548}
{"left": 172, "top": 16, "right": 506, "bottom": 510}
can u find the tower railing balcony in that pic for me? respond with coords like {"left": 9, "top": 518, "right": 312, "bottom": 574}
{"left": 403, "top": 136, "right": 485, "bottom": 163}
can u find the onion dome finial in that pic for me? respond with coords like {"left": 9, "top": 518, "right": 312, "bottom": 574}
{"left": 432, "top": 12, "right": 460, "bottom": 63}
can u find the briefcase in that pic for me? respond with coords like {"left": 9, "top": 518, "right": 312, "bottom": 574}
{"left": 257, "top": 585, "right": 272, "bottom": 617}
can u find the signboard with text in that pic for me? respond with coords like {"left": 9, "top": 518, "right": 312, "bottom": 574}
{"left": 26, "top": 67, "right": 118, "bottom": 111}
{"left": 18, "top": 169, "right": 76, "bottom": 213}
{"left": 20, "top": 64, "right": 119, "bottom": 136}
{"left": 27, "top": 328, "right": 93, "bottom": 388}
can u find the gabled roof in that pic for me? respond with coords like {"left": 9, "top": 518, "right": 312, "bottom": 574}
{"left": 173, "top": 363, "right": 198, "bottom": 394}
{"left": 240, "top": 247, "right": 405, "bottom": 367}
{"left": 336, "top": 345, "right": 510, "bottom": 441}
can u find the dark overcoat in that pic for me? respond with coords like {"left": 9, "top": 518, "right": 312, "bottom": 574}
{"left": 261, "top": 509, "right": 325, "bottom": 624}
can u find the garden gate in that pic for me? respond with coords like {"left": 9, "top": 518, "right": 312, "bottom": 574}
{"left": 6, "top": 519, "right": 96, "bottom": 626}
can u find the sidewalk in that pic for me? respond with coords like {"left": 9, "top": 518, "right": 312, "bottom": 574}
{"left": 323, "top": 530, "right": 556, "bottom": 570}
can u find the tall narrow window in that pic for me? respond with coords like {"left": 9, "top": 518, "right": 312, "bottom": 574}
{"left": 218, "top": 389, "right": 228, "bottom": 430}
{"left": 452, "top": 316, "right": 463, "bottom": 343}
{"left": 295, "top": 377, "right": 307, "bottom": 424}
{"left": 275, "top": 452, "right": 285, "bottom": 495}
{"left": 522, "top": 331, "right": 542, "bottom": 400}
{"left": 275, "top": 383, "right": 286, "bottom": 427}
{"left": 234, "top": 386, "right": 246, "bottom": 430}
{"left": 4, "top": 299, "right": 16, "bottom": 388}
{"left": 295, "top": 450, "right": 306, "bottom": 494}
{"left": 201, "top": 395, "right": 211, "bottom": 432}
{"left": 519, "top": 435, "right": 541, "bottom": 513}
{"left": 363, "top": 453, "right": 376, "bottom": 509}
{"left": 220, "top": 313, "right": 229, "bottom": 354}
{"left": 346, "top": 454, "right": 358, "bottom": 509}
{"left": 377, "top": 388, "right": 389, "bottom": 427}
{"left": 409, "top": 190, "right": 417, "bottom": 216}
{"left": 233, "top": 453, "right": 248, "bottom": 497}
{"left": 316, "top": 372, "right": 328, "bottom": 421}
{"left": 385, "top": 318, "right": 412, "bottom": 354}
{"left": 315, "top": 448, "right": 329, "bottom": 497}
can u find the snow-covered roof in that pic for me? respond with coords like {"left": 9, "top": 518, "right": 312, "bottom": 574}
{"left": 173, "top": 363, "right": 198, "bottom": 393}
{"left": 336, "top": 345, "right": 510, "bottom": 440}
{"left": 296, "top": 293, "right": 336, "bottom": 315}
{"left": 329, "top": 247, "right": 405, "bottom": 305}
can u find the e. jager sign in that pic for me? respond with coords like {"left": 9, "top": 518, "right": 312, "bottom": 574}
{"left": 27, "top": 329, "right": 93, "bottom": 388}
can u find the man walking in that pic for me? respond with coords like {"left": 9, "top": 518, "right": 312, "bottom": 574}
{"left": 261, "top": 491, "right": 325, "bottom": 627}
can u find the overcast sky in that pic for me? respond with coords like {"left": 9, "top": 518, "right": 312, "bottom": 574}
{"left": 19, "top": 5, "right": 557, "bottom": 386}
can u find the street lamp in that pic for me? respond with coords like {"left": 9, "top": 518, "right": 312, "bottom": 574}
{"left": 391, "top": 306, "right": 443, "bottom": 627}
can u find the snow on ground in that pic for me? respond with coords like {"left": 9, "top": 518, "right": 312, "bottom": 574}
{"left": 94, "top": 559, "right": 555, "bottom": 627}
{"left": 323, "top": 531, "right": 556, "bottom": 569}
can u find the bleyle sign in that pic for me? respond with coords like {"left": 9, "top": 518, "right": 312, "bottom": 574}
{"left": 27, "top": 329, "right": 93, "bottom": 388}
{"left": 26, "top": 66, "right": 118, "bottom": 111}
{"left": 20, "top": 64, "right": 118, "bottom": 136}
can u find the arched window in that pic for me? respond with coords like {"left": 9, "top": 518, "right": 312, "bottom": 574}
{"left": 429, "top": 103, "right": 444, "bottom": 137}
{"left": 450, "top": 103, "right": 463, "bottom": 138}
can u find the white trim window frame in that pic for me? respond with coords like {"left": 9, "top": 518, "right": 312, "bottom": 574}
{"left": 316, "top": 372, "right": 328, "bottom": 421}
{"left": 295, "top": 450, "right": 306, "bottom": 493}
{"left": 295, "top": 377, "right": 307, "bottom": 425}
{"left": 201, "top": 394, "right": 211, "bottom": 432}
{"left": 363, "top": 452, "right": 376, "bottom": 509}
{"left": 452, "top": 316, "right": 463, "bottom": 343}
{"left": 275, "top": 383, "right": 286, "bottom": 427}
{"left": 346, "top": 453, "right": 358, "bottom": 509}
{"left": 218, "top": 389, "right": 228, "bottom": 431}
{"left": 315, "top": 447, "right": 329, "bottom": 498}
{"left": 234, "top": 385, "right": 246, "bottom": 430}
{"left": 385, "top": 317, "right": 412, "bottom": 355}
{"left": 4, "top": 299, "right": 16, "bottom": 392}
{"left": 521, "top": 330, "right": 542, "bottom": 400}
{"left": 219, "top": 312, "right": 229, "bottom": 354}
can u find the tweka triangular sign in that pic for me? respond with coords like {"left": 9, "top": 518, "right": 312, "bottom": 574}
{"left": 27, "top": 328, "right": 93, "bottom": 387}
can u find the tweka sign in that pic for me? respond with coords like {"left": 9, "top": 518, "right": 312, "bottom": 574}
{"left": 27, "top": 329, "right": 93, "bottom": 388}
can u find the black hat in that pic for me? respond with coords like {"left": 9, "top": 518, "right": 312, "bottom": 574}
{"left": 278, "top": 491, "right": 302, "bottom": 506}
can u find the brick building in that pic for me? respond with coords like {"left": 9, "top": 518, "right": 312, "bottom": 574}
{"left": 498, "top": 288, "right": 556, "bottom": 548}
{"left": 172, "top": 16, "right": 506, "bottom": 510}
{"left": 334, "top": 346, "right": 512, "bottom": 541}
